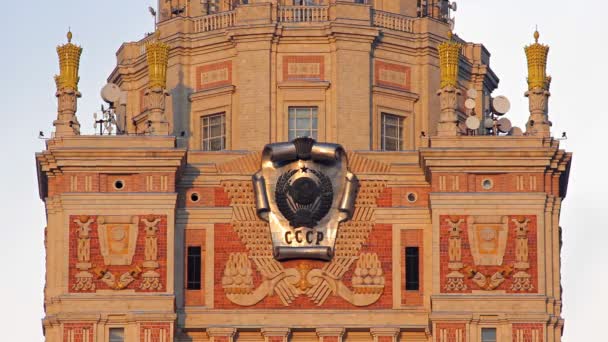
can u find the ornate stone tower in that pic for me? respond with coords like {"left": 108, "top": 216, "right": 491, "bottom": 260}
{"left": 36, "top": 2, "right": 571, "bottom": 342}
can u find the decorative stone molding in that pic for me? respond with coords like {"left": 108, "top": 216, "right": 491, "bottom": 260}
{"left": 466, "top": 216, "right": 509, "bottom": 266}
{"left": 262, "top": 327, "right": 291, "bottom": 342}
{"left": 436, "top": 86, "right": 461, "bottom": 136}
{"left": 525, "top": 87, "right": 551, "bottom": 137}
{"left": 370, "top": 327, "right": 400, "bottom": 342}
{"left": 316, "top": 328, "right": 345, "bottom": 342}
{"left": 207, "top": 327, "right": 237, "bottom": 342}
{"left": 97, "top": 216, "right": 139, "bottom": 266}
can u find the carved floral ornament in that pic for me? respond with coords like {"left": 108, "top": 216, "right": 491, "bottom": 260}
{"left": 444, "top": 215, "right": 534, "bottom": 292}
{"left": 220, "top": 138, "right": 387, "bottom": 307}
{"left": 71, "top": 215, "right": 163, "bottom": 292}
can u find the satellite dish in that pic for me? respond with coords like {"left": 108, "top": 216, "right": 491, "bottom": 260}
{"left": 466, "top": 88, "right": 477, "bottom": 99}
{"left": 497, "top": 118, "right": 512, "bottom": 133}
{"left": 448, "top": 17, "right": 456, "bottom": 31}
{"left": 492, "top": 95, "right": 511, "bottom": 116}
{"left": 465, "top": 98, "right": 476, "bottom": 110}
{"left": 465, "top": 116, "right": 480, "bottom": 130}
{"left": 101, "top": 83, "right": 121, "bottom": 104}
{"left": 450, "top": 2, "right": 457, "bottom": 11}
{"left": 509, "top": 127, "right": 523, "bottom": 136}
{"left": 484, "top": 118, "right": 495, "bottom": 129}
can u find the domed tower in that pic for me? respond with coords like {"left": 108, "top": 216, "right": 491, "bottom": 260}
{"left": 37, "top": 2, "right": 571, "bottom": 342}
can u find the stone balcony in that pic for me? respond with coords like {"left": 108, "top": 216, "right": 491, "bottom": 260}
{"left": 116, "top": 2, "right": 442, "bottom": 64}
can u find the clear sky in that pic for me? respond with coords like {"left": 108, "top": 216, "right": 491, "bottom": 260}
{"left": 0, "top": 0, "right": 605, "bottom": 341}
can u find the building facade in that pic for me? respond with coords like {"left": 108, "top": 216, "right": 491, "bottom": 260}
{"left": 36, "top": 1, "right": 572, "bottom": 341}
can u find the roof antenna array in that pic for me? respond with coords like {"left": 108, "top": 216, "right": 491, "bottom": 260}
{"left": 463, "top": 91, "right": 522, "bottom": 136}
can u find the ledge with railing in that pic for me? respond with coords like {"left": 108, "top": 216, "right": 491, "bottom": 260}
{"left": 372, "top": 10, "right": 415, "bottom": 33}
{"left": 193, "top": 10, "right": 236, "bottom": 33}
{"left": 277, "top": 5, "right": 329, "bottom": 23}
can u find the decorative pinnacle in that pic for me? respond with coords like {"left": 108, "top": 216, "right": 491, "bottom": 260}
{"left": 145, "top": 30, "right": 170, "bottom": 89}
{"left": 525, "top": 29, "right": 550, "bottom": 90}
{"left": 67, "top": 29, "right": 72, "bottom": 43}
{"left": 438, "top": 30, "right": 461, "bottom": 88}
{"left": 56, "top": 29, "right": 83, "bottom": 91}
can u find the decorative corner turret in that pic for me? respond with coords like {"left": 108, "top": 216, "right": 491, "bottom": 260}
{"left": 53, "top": 30, "right": 82, "bottom": 137}
{"left": 525, "top": 30, "right": 551, "bottom": 137}
{"left": 141, "top": 30, "right": 170, "bottom": 135}
{"left": 436, "top": 30, "right": 461, "bottom": 136}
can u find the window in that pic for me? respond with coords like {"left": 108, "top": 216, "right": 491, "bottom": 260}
{"left": 288, "top": 107, "right": 318, "bottom": 141}
{"left": 187, "top": 246, "right": 202, "bottom": 290}
{"left": 381, "top": 113, "right": 404, "bottom": 151}
{"left": 201, "top": 113, "right": 225, "bottom": 151}
{"left": 481, "top": 328, "right": 497, "bottom": 342}
{"left": 109, "top": 328, "right": 124, "bottom": 342}
{"left": 405, "top": 247, "right": 419, "bottom": 290}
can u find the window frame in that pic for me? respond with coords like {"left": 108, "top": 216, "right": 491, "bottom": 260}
{"left": 481, "top": 327, "right": 497, "bottom": 342}
{"left": 381, "top": 112, "right": 405, "bottom": 151}
{"left": 108, "top": 327, "right": 125, "bottom": 342}
{"left": 288, "top": 106, "right": 319, "bottom": 141}
{"left": 405, "top": 246, "right": 420, "bottom": 291}
{"left": 201, "top": 112, "right": 226, "bottom": 151}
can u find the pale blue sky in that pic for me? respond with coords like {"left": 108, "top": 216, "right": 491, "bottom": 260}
{"left": 0, "top": 1, "right": 605, "bottom": 341}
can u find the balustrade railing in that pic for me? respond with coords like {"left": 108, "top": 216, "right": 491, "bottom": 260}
{"left": 193, "top": 10, "right": 236, "bottom": 33}
{"left": 278, "top": 5, "right": 329, "bottom": 23}
{"left": 372, "top": 10, "right": 415, "bottom": 33}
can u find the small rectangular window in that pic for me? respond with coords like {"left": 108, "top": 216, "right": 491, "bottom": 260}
{"left": 187, "top": 246, "right": 202, "bottom": 290}
{"left": 405, "top": 246, "right": 419, "bottom": 291}
{"left": 481, "top": 328, "right": 497, "bottom": 342}
{"left": 109, "top": 328, "right": 124, "bottom": 342}
{"left": 202, "top": 113, "right": 226, "bottom": 151}
{"left": 288, "top": 107, "right": 318, "bottom": 141}
{"left": 381, "top": 113, "right": 404, "bottom": 151}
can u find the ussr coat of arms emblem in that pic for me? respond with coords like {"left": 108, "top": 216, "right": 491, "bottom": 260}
{"left": 253, "top": 137, "right": 359, "bottom": 261}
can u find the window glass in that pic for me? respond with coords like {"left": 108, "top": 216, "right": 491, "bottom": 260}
{"left": 187, "top": 246, "right": 202, "bottom": 290}
{"left": 381, "top": 113, "right": 404, "bottom": 151}
{"left": 109, "top": 328, "right": 124, "bottom": 342}
{"left": 202, "top": 113, "right": 226, "bottom": 151}
{"left": 481, "top": 328, "right": 497, "bottom": 342}
{"left": 405, "top": 246, "right": 420, "bottom": 290}
{"left": 288, "top": 107, "right": 318, "bottom": 140}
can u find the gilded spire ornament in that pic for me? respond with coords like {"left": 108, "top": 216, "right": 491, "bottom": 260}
{"left": 56, "top": 30, "right": 83, "bottom": 91}
{"left": 438, "top": 30, "right": 461, "bottom": 88}
{"left": 524, "top": 29, "right": 552, "bottom": 137}
{"left": 436, "top": 30, "right": 462, "bottom": 136}
{"left": 53, "top": 29, "right": 82, "bottom": 137}
{"left": 145, "top": 30, "right": 170, "bottom": 89}
{"left": 524, "top": 30, "right": 550, "bottom": 90}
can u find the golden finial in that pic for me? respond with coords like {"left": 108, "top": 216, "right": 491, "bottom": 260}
{"left": 145, "top": 30, "right": 170, "bottom": 89}
{"left": 438, "top": 31, "right": 461, "bottom": 88}
{"left": 55, "top": 29, "right": 82, "bottom": 91}
{"left": 525, "top": 28, "right": 550, "bottom": 90}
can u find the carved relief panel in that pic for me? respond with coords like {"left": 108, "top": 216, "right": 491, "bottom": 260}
{"left": 440, "top": 215, "right": 537, "bottom": 293}
{"left": 68, "top": 215, "right": 167, "bottom": 293}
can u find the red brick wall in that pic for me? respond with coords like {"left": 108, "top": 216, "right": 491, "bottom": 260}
{"left": 213, "top": 223, "right": 393, "bottom": 309}
{"left": 431, "top": 173, "right": 547, "bottom": 194}
{"left": 377, "top": 187, "right": 430, "bottom": 208}
{"left": 401, "top": 229, "right": 423, "bottom": 306}
{"left": 63, "top": 323, "right": 94, "bottom": 342}
{"left": 48, "top": 173, "right": 174, "bottom": 196}
{"left": 512, "top": 324, "right": 543, "bottom": 342}
{"left": 68, "top": 215, "right": 167, "bottom": 292}
{"left": 435, "top": 323, "right": 466, "bottom": 342}
{"left": 185, "top": 229, "right": 206, "bottom": 306}
{"left": 439, "top": 215, "right": 538, "bottom": 293}
{"left": 140, "top": 322, "right": 171, "bottom": 342}
{"left": 181, "top": 187, "right": 230, "bottom": 208}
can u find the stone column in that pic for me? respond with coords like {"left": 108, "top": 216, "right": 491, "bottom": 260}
{"left": 53, "top": 31, "right": 82, "bottom": 137}
{"left": 370, "top": 327, "right": 400, "bottom": 342}
{"left": 262, "top": 327, "right": 291, "bottom": 342}
{"left": 436, "top": 31, "right": 461, "bottom": 137}
{"left": 316, "top": 328, "right": 345, "bottom": 342}
{"left": 524, "top": 30, "right": 551, "bottom": 137}
{"left": 207, "top": 327, "right": 237, "bottom": 342}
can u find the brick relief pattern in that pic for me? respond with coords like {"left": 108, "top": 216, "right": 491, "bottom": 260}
{"left": 432, "top": 173, "right": 545, "bottom": 193}
{"left": 512, "top": 324, "right": 543, "bottom": 342}
{"left": 377, "top": 187, "right": 430, "bottom": 208}
{"left": 68, "top": 215, "right": 167, "bottom": 292}
{"left": 435, "top": 323, "right": 466, "bottom": 342}
{"left": 140, "top": 322, "right": 171, "bottom": 342}
{"left": 197, "top": 61, "right": 232, "bottom": 90}
{"left": 283, "top": 56, "right": 325, "bottom": 81}
{"left": 182, "top": 187, "right": 230, "bottom": 208}
{"left": 214, "top": 180, "right": 392, "bottom": 309}
{"left": 439, "top": 215, "right": 538, "bottom": 293}
{"left": 63, "top": 323, "right": 94, "bottom": 342}
{"left": 374, "top": 61, "right": 411, "bottom": 91}
{"left": 47, "top": 173, "right": 173, "bottom": 196}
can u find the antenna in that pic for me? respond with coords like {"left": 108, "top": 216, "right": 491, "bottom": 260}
{"left": 101, "top": 83, "right": 121, "bottom": 106}
{"left": 148, "top": 6, "right": 157, "bottom": 29}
